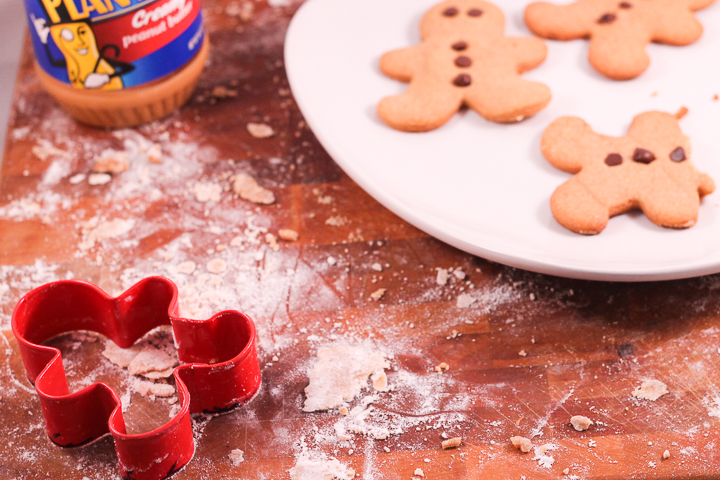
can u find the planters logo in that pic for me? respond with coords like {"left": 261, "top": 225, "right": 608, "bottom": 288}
{"left": 25, "top": 0, "right": 204, "bottom": 89}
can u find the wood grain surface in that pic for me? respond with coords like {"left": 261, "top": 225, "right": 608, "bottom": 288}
{"left": 3, "top": 1, "right": 720, "bottom": 479}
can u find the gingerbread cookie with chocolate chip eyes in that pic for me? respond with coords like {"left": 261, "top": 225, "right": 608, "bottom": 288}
{"left": 525, "top": 0, "right": 716, "bottom": 80}
{"left": 542, "top": 111, "right": 715, "bottom": 235}
{"left": 378, "top": 0, "right": 551, "bottom": 132}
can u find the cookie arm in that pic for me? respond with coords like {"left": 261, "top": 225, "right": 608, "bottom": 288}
{"left": 685, "top": 0, "right": 716, "bottom": 11}
{"left": 651, "top": 8, "right": 704, "bottom": 46}
{"left": 379, "top": 45, "right": 422, "bottom": 82}
{"left": 524, "top": 1, "right": 594, "bottom": 40}
{"left": 699, "top": 173, "right": 715, "bottom": 198}
{"left": 541, "top": 117, "right": 607, "bottom": 173}
{"left": 506, "top": 37, "right": 548, "bottom": 73}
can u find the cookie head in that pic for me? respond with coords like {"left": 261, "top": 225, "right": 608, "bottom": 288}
{"left": 420, "top": 0, "right": 505, "bottom": 39}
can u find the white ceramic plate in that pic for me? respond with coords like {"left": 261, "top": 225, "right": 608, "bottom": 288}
{"left": 284, "top": 0, "right": 720, "bottom": 281}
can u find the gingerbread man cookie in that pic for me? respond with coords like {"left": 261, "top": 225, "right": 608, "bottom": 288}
{"left": 378, "top": 0, "right": 551, "bottom": 132}
{"left": 542, "top": 111, "right": 715, "bottom": 234}
{"left": 525, "top": 0, "right": 716, "bottom": 80}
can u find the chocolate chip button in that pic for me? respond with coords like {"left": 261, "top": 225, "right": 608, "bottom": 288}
{"left": 633, "top": 148, "right": 656, "bottom": 164}
{"left": 453, "top": 74, "right": 471, "bottom": 87}
{"left": 670, "top": 146, "right": 687, "bottom": 162}
{"left": 451, "top": 41, "right": 468, "bottom": 51}
{"left": 454, "top": 56, "right": 472, "bottom": 67}
{"left": 443, "top": 7, "right": 458, "bottom": 16}
{"left": 467, "top": 8, "right": 483, "bottom": 16}
{"left": 605, "top": 153, "right": 623, "bottom": 166}
{"left": 619, "top": 2, "right": 632, "bottom": 8}
{"left": 597, "top": 13, "right": 617, "bottom": 24}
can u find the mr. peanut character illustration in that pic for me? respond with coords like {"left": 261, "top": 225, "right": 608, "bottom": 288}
{"left": 30, "top": 0, "right": 134, "bottom": 90}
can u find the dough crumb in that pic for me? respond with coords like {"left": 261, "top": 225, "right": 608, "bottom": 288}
{"left": 510, "top": 436, "right": 532, "bottom": 453}
{"left": 174, "top": 261, "right": 196, "bottom": 274}
{"left": 371, "top": 263, "right": 383, "bottom": 272}
{"left": 229, "top": 449, "right": 245, "bottom": 465}
{"left": 134, "top": 380, "right": 175, "bottom": 397}
{"left": 456, "top": 293, "right": 476, "bottom": 309}
{"left": 266, "top": 233, "right": 280, "bottom": 251}
{"left": 193, "top": 182, "right": 222, "bottom": 202}
{"left": 563, "top": 468, "right": 570, "bottom": 475}
{"left": 147, "top": 143, "right": 163, "bottom": 163}
{"left": 233, "top": 173, "right": 275, "bottom": 204}
{"left": 247, "top": 122, "right": 275, "bottom": 138}
{"left": 453, "top": 269, "right": 466, "bottom": 280}
{"left": 279, "top": 229, "right": 299, "bottom": 242}
{"left": 518, "top": 350, "right": 527, "bottom": 357}
{"left": 436, "top": 268, "right": 448, "bottom": 285}
{"left": 434, "top": 362, "right": 449, "bottom": 373}
{"left": 663, "top": 450, "right": 670, "bottom": 460}
{"left": 212, "top": 85, "right": 238, "bottom": 98}
{"left": 632, "top": 379, "right": 668, "bottom": 401}
{"left": 93, "top": 150, "right": 129, "bottom": 174}
{"left": 207, "top": 258, "right": 227, "bottom": 274}
{"left": 88, "top": 173, "right": 112, "bottom": 185}
{"left": 570, "top": 415, "right": 593, "bottom": 431}
{"left": 370, "top": 288, "right": 386, "bottom": 301}
{"left": 441, "top": 437, "right": 462, "bottom": 449}
{"left": 414, "top": 468, "right": 424, "bottom": 477}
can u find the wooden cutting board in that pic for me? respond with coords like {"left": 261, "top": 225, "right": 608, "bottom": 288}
{"left": 2, "top": 1, "right": 720, "bottom": 479}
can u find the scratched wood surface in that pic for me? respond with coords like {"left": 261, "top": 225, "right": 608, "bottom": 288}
{"left": 3, "top": 1, "right": 720, "bottom": 479}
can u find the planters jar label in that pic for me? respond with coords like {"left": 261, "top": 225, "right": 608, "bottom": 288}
{"left": 25, "top": 0, "right": 204, "bottom": 89}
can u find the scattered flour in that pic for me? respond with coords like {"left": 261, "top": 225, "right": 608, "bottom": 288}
{"left": 303, "top": 346, "right": 389, "bottom": 412}
{"left": 632, "top": 379, "right": 668, "bottom": 401}
{"left": 289, "top": 452, "right": 355, "bottom": 480}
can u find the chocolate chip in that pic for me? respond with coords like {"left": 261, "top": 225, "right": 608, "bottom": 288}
{"left": 633, "top": 148, "right": 656, "bottom": 164}
{"left": 597, "top": 13, "right": 617, "bottom": 24}
{"left": 443, "top": 7, "right": 458, "bottom": 16}
{"left": 670, "top": 146, "right": 687, "bottom": 162}
{"left": 467, "top": 8, "right": 483, "bottom": 16}
{"left": 451, "top": 41, "right": 468, "bottom": 51}
{"left": 453, "top": 74, "right": 471, "bottom": 87}
{"left": 619, "top": 2, "right": 632, "bottom": 7}
{"left": 454, "top": 56, "right": 472, "bottom": 67}
{"left": 604, "top": 153, "right": 623, "bottom": 166}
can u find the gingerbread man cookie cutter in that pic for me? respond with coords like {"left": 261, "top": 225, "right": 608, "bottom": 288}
{"left": 542, "top": 110, "right": 715, "bottom": 234}
{"left": 378, "top": 0, "right": 551, "bottom": 131}
{"left": 525, "top": 0, "right": 715, "bottom": 80}
{"left": 11, "top": 277, "right": 261, "bottom": 480}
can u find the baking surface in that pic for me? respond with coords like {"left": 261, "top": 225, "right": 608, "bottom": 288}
{"left": 3, "top": 1, "right": 720, "bottom": 479}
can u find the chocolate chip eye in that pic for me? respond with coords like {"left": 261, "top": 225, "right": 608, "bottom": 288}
{"left": 467, "top": 8, "right": 483, "bottom": 16}
{"left": 443, "top": 7, "right": 458, "bottom": 16}
{"left": 633, "top": 148, "right": 656, "bottom": 164}
{"left": 451, "top": 41, "right": 468, "bottom": 51}
{"left": 619, "top": 2, "right": 632, "bottom": 8}
{"left": 605, "top": 153, "right": 623, "bottom": 166}
{"left": 670, "top": 147, "right": 687, "bottom": 162}
{"left": 597, "top": 13, "right": 617, "bottom": 24}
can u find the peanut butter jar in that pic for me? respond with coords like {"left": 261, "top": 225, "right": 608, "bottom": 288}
{"left": 24, "top": 0, "right": 208, "bottom": 128}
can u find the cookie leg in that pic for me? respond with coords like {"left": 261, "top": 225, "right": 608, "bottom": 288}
{"left": 640, "top": 188, "right": 701, "bottom": 229}
{"left": 550, "top": 176, "right": 610, "bottom": 235}
{"left": 377, "top": 82, "right": 464, "bottom": 132}
{"left": 465, "top": 79, "right": 551, "bottom": 123}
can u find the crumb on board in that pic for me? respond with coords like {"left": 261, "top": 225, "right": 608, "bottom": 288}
{"left": 370, "top": 288, "right": 386, "bottom": 301}
{"left": 212, "top": 85, "right": 238, "bottom": 98}
{"left": 247, "top": 122, "right": 275, "bottom": 138}
{"left": 632, "top": 379, "right": 668, "bottom": 401}
{"left": 570, "top": 415, "right": 593, "bottom": 431}
{"left": 456, "top": 293, "right": 476, "bottom": 309}
{"left": 663, "top": 450, "right": 670, "bottom": 460}
{"left": 434, "top": 362, "right": 449, "bottom": 373}
{"left": 510, "top": 436, "right": 532, "bottom": 453}
{"left": 232, "top": 173, "right": 276, "bottom": 204}
{"left": 371, "top": 263, "right": 383, "bottom": 272}
{"left": 193, "top": 182, "right": 222, "bottom": 202}
{"left": 229, "top": 448, "right": 245, "bottom": 465}
{"left": 414, "top": 468, "right": 424, "bottom": 477}
{"left": 88, "top": 172, "right": 112, "bottom": 185}
{"left": 93, "top": 150, "right": 129, "bottom": 174}
{"left": 441, "top": 437, "right": 462, "bottom": 449}
{"left": 436, "top": 268, "right": 448, "bottom": 285}
{"left": 279, "top": 229, "right": 299, "bottom": 242}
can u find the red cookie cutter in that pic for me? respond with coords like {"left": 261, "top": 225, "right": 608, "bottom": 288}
{"left": 11, "top": 277, "right": 261, "bottom": 480}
